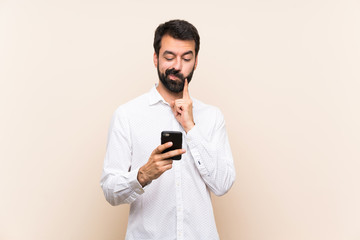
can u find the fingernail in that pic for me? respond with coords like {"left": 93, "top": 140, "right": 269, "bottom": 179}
{"left": 168, "top": 142, "right": 173, "bottom": 146}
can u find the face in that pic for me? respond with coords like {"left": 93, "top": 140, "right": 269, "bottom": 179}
{"left": 154, "top": 34, "right": 198, "bottom": 93}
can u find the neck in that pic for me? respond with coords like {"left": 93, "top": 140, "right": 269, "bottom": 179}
{"left": 156, "top": 81, "right": 183, "bottom": 104}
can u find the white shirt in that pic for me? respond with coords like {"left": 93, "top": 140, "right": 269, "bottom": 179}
{"left": 100, "top": 86, "right": 235, "bottom": 240}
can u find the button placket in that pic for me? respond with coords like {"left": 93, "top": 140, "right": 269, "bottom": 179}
{"left": 172, "top": 115, "right": 184, "bottom": 240}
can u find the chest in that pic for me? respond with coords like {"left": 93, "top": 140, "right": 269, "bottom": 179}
{"left": 127, "top": 104, "right": 217, "bottom": 168}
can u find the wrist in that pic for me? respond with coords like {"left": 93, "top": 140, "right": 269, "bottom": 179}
{"left": 184, "top": 121, "right": 195, "bottom": 133}
{"left": 137, "top": 167, "right": 150, "bottom": 187}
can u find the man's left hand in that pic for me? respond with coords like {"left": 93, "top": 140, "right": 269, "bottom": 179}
{"left": 171, "top": 78, "right": 195, "bottom": 133}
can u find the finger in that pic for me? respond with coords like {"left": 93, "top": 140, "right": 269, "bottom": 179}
{"left": 170, "top": 101, "right": 176, "bottom": 114}
{"left": 175, "top": 99, "right": 185, "bottom": 111}
{"left": 170, "top": 103, "right": 178, "bottom": 115}
{"left": 161, "top": 148, "right": 186, "bottom": 159}
{"left": 183, "top": 78, "right": 190, "bottom": 99}
{"left": 161, "top": 159, "right": 173, "bottom": 166}
{"left": 159, "top": 162, "right": 173, "bottom": 174}
{"left": 153, "top": 142, "right": 173, "bottom": 154}
{"left": 170, "top": 101, "right": 180, "bottom": 115}
{"left": 178, "top": 106, "right": 183, "bottom": 113}
{"left": 175, "top": 99, "right": 184, "bottom": 105}
{"left": 155, "top": 159, "right": 173, "bottom": 168}
{"left": 162, "top": 162, "right": 173, "bottom": 171}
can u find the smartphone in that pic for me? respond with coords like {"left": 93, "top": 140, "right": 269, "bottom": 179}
{"left": 161, "top": 131, "right": 183, "bottom": 160}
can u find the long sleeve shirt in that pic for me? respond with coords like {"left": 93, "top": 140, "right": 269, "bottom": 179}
{"left": 100, "top": 85, "right": 235, "bottom": 240}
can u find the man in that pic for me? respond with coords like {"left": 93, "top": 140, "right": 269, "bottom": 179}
{"left": 100, "top": 19, "right": 235, "bottom": 240}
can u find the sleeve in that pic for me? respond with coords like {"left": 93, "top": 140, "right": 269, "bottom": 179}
{"left": 100, "top": 108, "right": 145, "bottom": 206}
{"left": 185, "top": 108, "right": 236, "bottom": 196}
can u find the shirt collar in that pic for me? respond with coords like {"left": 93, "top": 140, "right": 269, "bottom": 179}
{"left": 148, "top": 83, "right": 195, "bottom": 108}
{"left": 148, "top": 84, "right": 168, "bottom": 106}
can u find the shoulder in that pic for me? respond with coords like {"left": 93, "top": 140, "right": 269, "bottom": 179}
{"left": 192, "top": 97, "right": 225, "bottom": 125}
{"left": 192, "top": 97, "right": 223, "bottom": 117}
{"left": 109, "top": 92, "right": 150, "bottom": 130}
{"left": 114, "top": 92, "right": 150, "bottom": 115}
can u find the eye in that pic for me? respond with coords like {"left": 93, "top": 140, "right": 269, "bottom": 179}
{"left": 183, "top": 58, "right": 191, "bottom": 62}
{"left": 165, "top": 57, "right": 174, "bottom": 61}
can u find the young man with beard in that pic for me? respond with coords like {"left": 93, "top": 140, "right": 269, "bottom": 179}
{"left": 100, "top": 20, "right": 235, "bottom": 240}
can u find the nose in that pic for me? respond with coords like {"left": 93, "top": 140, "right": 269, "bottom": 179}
{"left": 172, "top": 57, "right": 182, "bottom": 71}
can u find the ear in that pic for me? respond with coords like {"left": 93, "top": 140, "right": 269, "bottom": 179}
{"left": 153, "top": 52, "right": 158, "bottom": 68}
{"left": 194, "top": 55, "right": 198, "bottom": 70}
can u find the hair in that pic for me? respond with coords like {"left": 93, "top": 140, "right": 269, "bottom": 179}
{"left": 153, "top": 19, "right": 200, "bottom": 57}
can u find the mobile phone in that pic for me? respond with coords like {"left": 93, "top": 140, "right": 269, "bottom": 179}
{"left": 161, "top": 131, "right": 183, "bottom": 160}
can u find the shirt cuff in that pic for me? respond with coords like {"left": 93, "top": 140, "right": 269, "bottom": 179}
{"left": 185, "top": 126, "right": 209, "bottom": 176}
{"left": 123, "top": 168, "right": 146, "bottom": 203}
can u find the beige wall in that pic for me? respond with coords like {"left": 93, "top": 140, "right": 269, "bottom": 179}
{"left": 1, "top": 0, "right": 359, "bottom": 239}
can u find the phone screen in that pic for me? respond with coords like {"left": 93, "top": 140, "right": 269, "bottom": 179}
{"left": 161, "top": 131, "right": 183, "bottom": 160}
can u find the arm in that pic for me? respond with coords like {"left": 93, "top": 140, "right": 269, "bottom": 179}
{"left": 100, "top": 108, "right": 143, "bottom": 206}
{"left": 100, "top": 108, "right": 186, "bottom": 205}
{"left": 186, "top": 110, "right": 235, "bottom": 196}
{"left": 171, "top": 79, "right": 235, "bottom": 196}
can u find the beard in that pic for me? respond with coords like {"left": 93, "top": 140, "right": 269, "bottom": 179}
{"left": 157, "top": 63, "right": 195, "bottom": 93}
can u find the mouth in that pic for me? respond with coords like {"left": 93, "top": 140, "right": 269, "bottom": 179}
{"left": 168, "top": 74, "right": 180, "bottom": 81}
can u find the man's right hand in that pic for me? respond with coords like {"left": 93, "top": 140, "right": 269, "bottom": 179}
{"left": 137, "top": 142, "right": 186, "bottom": 187}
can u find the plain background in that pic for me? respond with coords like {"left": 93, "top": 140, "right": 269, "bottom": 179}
{"left": 1, "top": 0, "right": 359, "bottom": 239}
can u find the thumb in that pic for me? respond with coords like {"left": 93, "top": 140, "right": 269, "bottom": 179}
{"left": 170, "top": 100, "right": 175, "bottom": 108}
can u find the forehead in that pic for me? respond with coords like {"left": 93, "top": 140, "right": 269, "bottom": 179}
{"left": 160, "top": 34, "right": 196, "bottom": 55}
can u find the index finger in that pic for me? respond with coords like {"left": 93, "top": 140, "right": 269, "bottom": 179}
{"left": 182, "top": 78, "right": 190, "bottom": 99}
{"left": 153, "top": 142, "right": 173, "bottom": 154}
{"left": 161, "top": 148, "right": 186, "bottom": 160}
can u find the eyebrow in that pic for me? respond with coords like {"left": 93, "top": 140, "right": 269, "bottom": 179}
{"left": 163, "top": 50, "right": 194, "bottom": 57}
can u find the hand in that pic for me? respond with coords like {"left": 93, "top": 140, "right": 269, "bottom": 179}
{"left": 137, "top": 142, "right": 186, "bottom": 187}
{"left": 170, "top": 78, "right": 195, "bottom": 132}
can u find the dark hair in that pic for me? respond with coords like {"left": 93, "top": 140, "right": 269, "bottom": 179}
{"left": 153, "top": 19, "right": 200, "bottom": 57}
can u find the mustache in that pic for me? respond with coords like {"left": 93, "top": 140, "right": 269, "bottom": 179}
{"left": 165, "top": 68, "right": 185, "bottom": 80}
